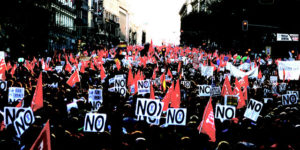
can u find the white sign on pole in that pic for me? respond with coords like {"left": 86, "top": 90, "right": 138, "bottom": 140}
{"left": 137, "top": 80, "right": 150, "bottom": 95}
{"left": 88, "top": 89, "right": 103, "bottom": 111}
{"left": 215, "top": 104, "right": 236, "bottom": 122}
{"left": 197, "top": 85, "right": 211, "bottom": 97}
{"left": 282, "top": 94, "right": 298, "bottom": 105}
{"left": 8, "top": 87, "right": 25, "bottom": 104}
{"left": 166, "top": 108, "right": 187, "bottom": 126}
{"left": 84, "top": 113, "right": 107, "bottom": 132}
{"left": 244, "top": 99, "right": 263, "bottom": 122}
{"left": 277, "top": 33, "right": 299, "bottom": 41}
{"left": 135, "top": 98, "right": 163, "bottom": 118}
{"left": 55, "top": 66, "right": 63, "bottom": 73}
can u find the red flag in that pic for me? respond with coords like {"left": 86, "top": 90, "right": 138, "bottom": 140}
{"left": 65, "top": 61, "right": 73, "bottom": 73}
{"left": 167, "top": 68, "right": 173, "bottom": 79}
{"left": 221, "top": 76, "right": 233, "bottom": 97}
{"left": 198, "top": 97, "right": 216, "bottom": 142}
{"left": 16, "top": 100, "right": 23, "bottom": 108}
{"left": 234, "top": 78, "right": 246, "bottom": 109}
{"left": 258, "top": 70, "right": 262, "bottom": 79}
{"left": 6, "top": 61, "right": 12, "bottom": 71}
{"left": 30, "top": 120, "right": 51, "bottom": 150}
{"left": 161, "top": 82, "right": 174, "bottom": 111}
{"left": 152, "top": 67, "right": 158, "bottom": 80}
{"left": 170, "top": 79, "right": 181, "bottom": 108}
{"left": 150, "top": 82, "right": 155, "bottom": 99}
{"left": 31, "top": 72, "right": 43, "bottom": 112}
{"left": 100, "top": 64, "right": 106, "bottom": 81}
{"left": 177, "top": 62, "right": 182, "bottom": 73}
{"left": 128, "top": 67, "right": 133, "bottom": 88}
{"left": 10, "top": 64, "right": 17, "bottom": 76}
{"left": 0, "top": 59, "right": 5, "bottom": 80}
{"left": 67, "top": 70, "right": 80, "bottom": 87}
{"left": 80, "top": 61, "right": 86, "bottom": 74}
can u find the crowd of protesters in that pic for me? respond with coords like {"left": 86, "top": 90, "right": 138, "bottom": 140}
{"left": 0, "top": 44, "right": 300, "bottom": 150}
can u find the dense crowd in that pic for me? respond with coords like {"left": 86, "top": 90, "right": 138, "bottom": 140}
{"left": 0, "top": 45, "right": 300, "bottom": 150}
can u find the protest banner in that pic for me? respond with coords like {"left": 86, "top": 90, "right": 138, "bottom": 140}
{"left": 166, "top": 108, "right": 187, "bottom": 126}
{"left": 84, "top": 113, "right": 107, "bottom": 132}
{"left": 226, "top": 63, "right": 258, "bottom": 78}
{"left": 278, "top": 61, "right": 300, "bottom": 80}
{"left": 287, "top": 91, "right": 299, "bottom": 99}
{"left": 215, "top": 104, "right": 236, "bottom": 122}
{"left": 13, "top": 107, "right": 35, "bottom": 137}
{"left": 137, "top": 80, "right": 150, "bottom": 95}
{"left": 8, "top": 87, "right": 25, "bottom": 104}
{"left": 244, "top": 99, "right": 263, "bottom": 122}
{"left": 197, "top": 85, "right": 211, "bottom": 97}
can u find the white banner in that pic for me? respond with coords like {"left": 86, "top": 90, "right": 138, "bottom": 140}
{"left": 278, "top": 61, "right": 300, "bottom": 80}
{"left": 8, "top": 87, "right": 25, "bottom": 104}
{"left": 244, "top": 99, "right": 263, "bottom": 122}
{"left": 215, "top": 104, "right": 236, "bottom": 122}
{"left": 166, "top": 108, "right": 187, "bottom": 126}
{"left": 226, "top": 63, "right": 258, "bottom": 78}
{"left": 84, "top": 113, "right": 107, "bottom": 132}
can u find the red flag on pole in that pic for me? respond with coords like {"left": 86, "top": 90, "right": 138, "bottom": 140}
{"left": 258, "top": 70, "right": 262, "bottom": 79}
{"left": 128, "top": 67, "right": 133, "bottom": 88}
{"left": 67, "top": 70, "right": 80, "bottom": 87}
{"left": 100, "top": 64, "right": 106, "bottom": 81}
{"left": 30, "top": 120, "right": 51, "bottom": 150}
{"left": 167, "top": 68, "right": 173, "bottom": 79}
{"left": 150, "top": 82, "right": 155, "bottom": 99}
{"left": 170, "top": 79, "right": 181, "bottom": 108}
{"left": 283, "top": 69, "right": 286, "bottom": 83}
{"left": 0, "top": 59, "right": 5, "bottom": 80}
{"left": 31, "top": 72, "right": 43, "bottom": 112}
{"left": 221, "top": 76, "right": 233, "bottom": 97}
{"left": 65, "top": 61, "right": 73, "bottom": 73}
{"left": 161, "top": 82, "right": 174, "bottom": 111}
{"left": 10, "top": 64, "right": 17, "bottom": 77}
{"left": 234, "top": 78, "right": 246, "bottom": 109}
{"left": 198, "top": 97, "right": 216, "bottom": 142}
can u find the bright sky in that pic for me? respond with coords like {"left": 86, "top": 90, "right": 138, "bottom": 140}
{"left": 128, "top": 0, "right": 186, "bottom": 45}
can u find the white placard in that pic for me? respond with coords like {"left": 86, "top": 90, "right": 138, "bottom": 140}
{"left": 88, "top": 89, "right": 103, "bottom": 111}
{"left": 282, "top": 94, "right": 298, "bottom": 105}
{"left": 137, "top": 80, "right": 150, "bottom": 95}
{"left": 166, "top": 108, "right": 187, "bottom": 126}
{"left": 197, "top": 85, "right": 211, "bottom": 97}
{"left": 211, "top": 86, "right": 221, "bottom": 97}
{"left": 201, "top": 66, "right": 214, "bottom": 77}
{"left": 135, "top": 98, "right": 163, "bottom": 118}
{"left": 215, "top": 104, "right": 236, "bottom": 122}
{"left": 84, "top": 113, "right": 107, "bottom": 132}
{"left": 244, "top": 99, "right": 263, "bottom": 122}
{"left": 13, "top": 107, "right": 35, "bottom": 137}
{"left": 278, "top": 61, "right": 300, "bottom": 80}
{"left": 8, "top": 87, "right": 25, "bottom": 104}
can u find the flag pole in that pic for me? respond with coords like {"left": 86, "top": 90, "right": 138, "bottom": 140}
{"left": 199, "top": 96, "right": 212, "bottom": 134}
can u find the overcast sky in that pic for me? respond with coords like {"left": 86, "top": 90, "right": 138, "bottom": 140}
{"left": 128, "top": 0, "right": 185, "bottom": 45}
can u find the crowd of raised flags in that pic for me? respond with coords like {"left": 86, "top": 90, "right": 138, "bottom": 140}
{"left": 0, "top": 44, "right": 299, "bottom": 149}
